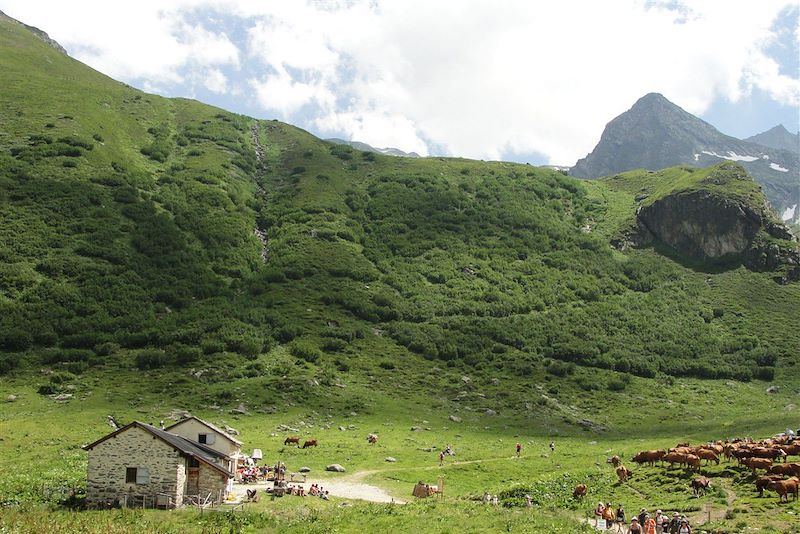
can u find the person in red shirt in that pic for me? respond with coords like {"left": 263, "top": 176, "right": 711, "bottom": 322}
{"left": 515, "top": 443, "right": 521, "bottom": 457}
{"left": 643, "top": 514, "right": 657, "bottom": 534}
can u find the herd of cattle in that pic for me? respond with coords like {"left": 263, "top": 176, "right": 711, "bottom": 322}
{"left": 576, "top": 434, "right": 800, "bottom": 503}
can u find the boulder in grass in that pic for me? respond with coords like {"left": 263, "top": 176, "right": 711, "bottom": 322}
{"left": 326, "top": 464, "right": 346, "bottom": 473}
{"left": 385, "top": 457, "right": 397, "bottom": 463}
{"left": 299, "top": 467, "right": 311, "bottom": 473}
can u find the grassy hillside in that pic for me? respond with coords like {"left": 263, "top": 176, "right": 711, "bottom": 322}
{"left": 0, "top": 13, "right": 799, "bottom": 533}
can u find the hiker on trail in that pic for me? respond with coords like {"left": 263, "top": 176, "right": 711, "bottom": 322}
{"left": 654, "top": 510, "right": 665, "bottom": 534}
{"left": 615, "top": 504, "right": 626, "bottom": 533}
{"left": 603, "top": 501, "right": 615, "bottom": 529}
{"left": 629, "top": 517, "right": 642, "bottom": 534}
{"left": 643, "top": 514, "right": 656, "bottom": 534}
{"left": 439, "top": 450, "right": 445, "bottom": 466}
{"left": 594, "top": 502, "right": 606, "bottom": 529}
{"left": 667, "top": 512, "right": 680, "bottom": 534}
{"left": 549, "top": 441, "right": 555, "bottom": 453}
{"left": 678, "top": 519, "right": 691, "bottom": 534}
{"left": 637, "top": 509, "right": 647, "bottom": 527}
{"left": 516, "top": 443, "right": 521, "bottom": 457}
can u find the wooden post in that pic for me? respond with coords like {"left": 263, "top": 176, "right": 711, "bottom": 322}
{"left": 437, "top": 477, "right": 444, "bottom": 498}
{"left": 705, "top": 502, "right": 712, "bottom": 523}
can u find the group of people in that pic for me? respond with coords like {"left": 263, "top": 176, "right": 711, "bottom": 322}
{"left": 307, "top": 483, "right": 330, "bottom": 500}
{"left": 594, "top": 503, "right": 694, "bottom": 534}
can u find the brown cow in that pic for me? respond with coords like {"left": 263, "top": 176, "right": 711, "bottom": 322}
{"left": 573, "top": 484, "right": 587, "bottom": 499}
{"left": 691, "top": 476, "right": 711, "bottom": 496}
{"left": 770, "top": 477, "right": 799, "bottom": 502}
{"left": 632, "top": 450, "right": 665, "bottom": 466}
{"left": 664, "top": 452, "right": 686, "bottom": 468}
{"left": 744, "top": 457, "right": 773, "bottom": 473}
{"left": 756, "top": 475, "right": 785, "bottom": 497}
{"left": 616, "top": 465, "right": 632, "bottom": 483}
{"left": 781, "top": 443, "right": 800, "bottom": 458}
{"left": 302, "top": 439, "right": 318, "bottom": 449}
{"left": 769, "top": 463, "right": 800, "bottom": 477}
{"left": 284, "top": 436, "right": 300, "bottom": 446}
{"left": 685, "top": 454, "right": 701, "bottom": 472}
{"left": 696, "top": 449, "right": 720, "bottom": 465}
{"left": 607, "top": 455, "right": 621, "bottom": 467}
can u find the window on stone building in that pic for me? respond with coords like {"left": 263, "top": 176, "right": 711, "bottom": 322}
{"left": 198, "top": 433, "right": 215, "bottom": 445}
{"left": 125, "top": 467, "right": 149, "bottom": 484}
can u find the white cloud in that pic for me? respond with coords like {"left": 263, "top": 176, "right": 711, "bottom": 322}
{"left": 1, "top": 0, "right": 797, "bottom": 164}
{"left": 202, "top": 67, "right": 229, "bottom": 93}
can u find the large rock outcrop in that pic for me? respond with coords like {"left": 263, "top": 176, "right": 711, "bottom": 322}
{"left": 631, "top": 163, "right": 800, "bottom": 281}
{"left": 637, "top": 190, "right": 764, "bottom": 262}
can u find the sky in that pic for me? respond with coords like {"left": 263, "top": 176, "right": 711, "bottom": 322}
{"left": 2, "top": 0, "right": 798, "bottom": 165}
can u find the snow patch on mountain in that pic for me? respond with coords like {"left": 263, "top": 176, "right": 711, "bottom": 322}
{"left": 769, "top": 162, "right": 788, "bottom": 172}
{"left": 782, "top": 204, "right": 797, "bottom": 221}
{"left": 701, "top": 150, "right": 759, "bottom": 163}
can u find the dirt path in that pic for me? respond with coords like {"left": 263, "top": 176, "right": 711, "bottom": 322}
{"left": 250, "top": 122, "right": 269, "bottom": 264}
{"left": 239, "top": 455, "right": 523, "bottom": 504}
{"left": 687, "top": 481, "right": 738, "bottom": 525}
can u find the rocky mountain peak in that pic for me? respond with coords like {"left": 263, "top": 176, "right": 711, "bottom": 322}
{"left": 0, "top": 10, "right": 68, "bottom": 56}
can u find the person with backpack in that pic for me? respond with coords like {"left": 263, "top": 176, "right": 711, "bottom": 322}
{"left": 615, "top": 504, "right": 626, "bottom": 533}
{"left": 594, "top": 502, "right": 606, "bottom": 529}
{"left": 643, "top": 514, "right": 656, "bottom": 534}
{"left": 603, "top": 502, "right": 615, "bottom": 529}
{"left": 629, "top": 517, "right": 642, "bottom": 534}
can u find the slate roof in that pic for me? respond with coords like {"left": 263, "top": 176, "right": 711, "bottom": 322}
{"left": 82, "top": 421, "right": 233, "bottom": 476}
{"left": 164, "top": 415, "right": 243, "bottom": 446}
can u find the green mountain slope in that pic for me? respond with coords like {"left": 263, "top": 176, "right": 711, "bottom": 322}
{"left": 1, "top": 12, "right": 798, "bottom": 395}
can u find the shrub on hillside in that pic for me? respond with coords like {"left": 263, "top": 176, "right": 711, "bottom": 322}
{"left": 135, "top": 349, "right": 169, "bottom": 370}
{"left": 290, "top": 341, "right": 320, "bottom": 363}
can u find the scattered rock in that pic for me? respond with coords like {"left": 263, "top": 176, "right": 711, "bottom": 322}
{"left": 490, "top": 378, "right": 499, "bottom": 385}
{"left": 461, "top": 376, "right": 471, "bottom": 385}
{"left": 326, "top": 464, "right": 346, "bottom": 473}
{"left": 575, "top": 419, "right": 608, "bottom": 432}
{"left": 52, "top": 393, "right": 73, "bottom": 401}
{"left": 224, "top": 425, "right": 239, "bottom": 436}
{"left": 449, "top": 415, "right": 462, "bottom": 423}
{"left": 299, "top": 467, "right": 311, "bottom": 473}
{"left": 785, "top": 404, "right": 796, "bottom": 411}
{"left": 484, "top": 409, "right": 497, "bottom": 416}
{"left": 766, "top": 385, "right": 780, "bottom": 394}
{"left": 385, "top": 457, "right": 397, "bottom": 463}
{"left": 231, "top": 403, "right": 248, "bottom": 415}
{"left": 348, "top": 412, "right": 358, "bottom": 417}
{"left": 277, "top": 424, "right": 300, "bottom": 433}
{"left": 6, "top": 395, "right": 17, "bottom": 402}
{"left": 338, "top": 426, "right": 346, "bottom": 431}
{"left": 411, "top": 426, "right": 424, "bottom": 432}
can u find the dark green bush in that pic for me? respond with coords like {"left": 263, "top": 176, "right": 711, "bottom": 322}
{"left": 135, "top": 349, "right": 169, "bottom": 370}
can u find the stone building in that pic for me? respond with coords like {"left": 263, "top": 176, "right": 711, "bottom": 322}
{"left": 82, "top": 421, "right": 234, "bottom": 509}
{"left": 164, "top": 416, "right": 243, "bottom": 468}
